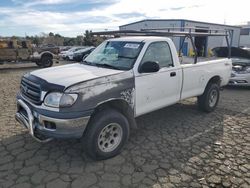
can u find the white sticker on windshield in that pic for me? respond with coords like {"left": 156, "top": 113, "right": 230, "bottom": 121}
{"left": 124, "top": 43, "right": 140, "bottom": 49}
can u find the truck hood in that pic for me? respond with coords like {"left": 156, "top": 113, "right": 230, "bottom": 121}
{"left": 31, "top": 63, "right": 124, "bottom": 88}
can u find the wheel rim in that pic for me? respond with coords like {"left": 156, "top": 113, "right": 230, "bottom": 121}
{"left": 45, "top": 59, "right": 51, "bottom": 66}
{"left": 98, "top": 123, "right": 123, "bottom": 153}
{"left": 209, "top": 89, "right": 218, "bottom": 107}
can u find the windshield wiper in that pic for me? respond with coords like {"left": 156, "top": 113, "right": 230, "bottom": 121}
{"left": 81, "top": 60, "right": 90, "bottom": 64}
{"left": 81, "top": 60, "right": 96, "bottom": 66}
{"left": 118, "top": 55, "right": 134, "bottom": 59}
{"left": 82, "top": 61, "right": 122, "bottom": 70}
{"left": 96, "top": 63, "right": 121, "bottom": 70}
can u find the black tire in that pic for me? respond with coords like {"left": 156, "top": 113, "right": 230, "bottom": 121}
{"left": 198, "top": 83, "right": 220, "bottom": 112}
{"left": 35, "top": 61, "right": 43, "bottom": 67}
{"left": 41, "top": 56, "right": 53, "bottom": 68}
{"left": 84, "top": 108, "right": 130, "bottom": 160}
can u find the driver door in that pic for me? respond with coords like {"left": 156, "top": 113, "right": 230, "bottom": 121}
{"left": 135, "top": 41, "right": 182, "bottom": 116}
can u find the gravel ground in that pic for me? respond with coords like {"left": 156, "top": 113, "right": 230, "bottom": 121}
{"left": 0, "top": 62, "right": 249, "bottom": 188}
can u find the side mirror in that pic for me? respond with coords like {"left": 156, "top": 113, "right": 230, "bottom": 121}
{"left": 139, "top": 61, "right": 160, "bottom": 73}
{"left": 82, "top": 54, "right": 89, "bottom": 61}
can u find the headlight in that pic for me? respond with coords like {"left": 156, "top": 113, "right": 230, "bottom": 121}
{"left": 44, "top": 92, "right": 62, "bottom": 108}
{"left": 60, "top": 93, "right": 78, "bottom": 107}
{"left": 44, "top": 92, "right": 78, "bottom": 108}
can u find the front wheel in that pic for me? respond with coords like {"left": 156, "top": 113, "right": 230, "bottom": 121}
{"left": 197, "top": 83, "right": 220, "bottom": 112}
{"left": 35, "top": 61, "right": 43, "bottom": 67}
{"left": 40, "top": 56, "right": 53, "bottom": 67}
{"left": 84, "top": 109, "right": 130, "bottom": 160}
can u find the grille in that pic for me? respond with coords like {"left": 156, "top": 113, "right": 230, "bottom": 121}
{"left": 21, "top": 77, "right": 41, "bottom": 104}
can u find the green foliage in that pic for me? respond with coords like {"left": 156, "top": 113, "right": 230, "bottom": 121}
{"left": 11, "top": 31, "right": 106, "bottom": 47}
{"left": 84, "top": 30, "right": 106, "bottom": 46}
{"left": 84, "top": 30, "right": 93, "bottom": 46}
{"left": 25, "top": 35, "right": 43, "bottom": 46}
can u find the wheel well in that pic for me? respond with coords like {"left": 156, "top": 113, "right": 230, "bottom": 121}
{"left": 41, "top": 53, "right": 53, "bottom": 60}
{"left": 200, "top": 76, "right": 221, "bottom": 96}
{"left": 88, "top": 99, "right": 137, "bottom": 131}
{"left": 207, "top": 76, "right": 221, "bottom": 86}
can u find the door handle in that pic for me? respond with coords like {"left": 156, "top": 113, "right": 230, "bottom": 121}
{"left": 170, "top": 72, "right": 176, "bottom": 77}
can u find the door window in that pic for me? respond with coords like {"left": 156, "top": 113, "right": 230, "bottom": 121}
{"left": 141, "top": 41, "right": 173, "bottom": 69}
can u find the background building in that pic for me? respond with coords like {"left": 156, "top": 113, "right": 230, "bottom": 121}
{"left": 239, "top": 22, "right": 250, "bottom": 48}
{"left": 119, "top": 19, "right": 241, "bottom": 57}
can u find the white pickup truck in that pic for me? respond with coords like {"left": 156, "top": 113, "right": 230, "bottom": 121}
{"left": 16, "top": 36, "right": 232, "bottom": 160}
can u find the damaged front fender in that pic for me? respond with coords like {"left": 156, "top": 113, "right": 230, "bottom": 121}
{"left": 63, "top": 70, "right": 136, "bottom": 115}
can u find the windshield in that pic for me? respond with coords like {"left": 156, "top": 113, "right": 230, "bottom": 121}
{"left": 84, "top": 41, "right": 144, "bottom": 70}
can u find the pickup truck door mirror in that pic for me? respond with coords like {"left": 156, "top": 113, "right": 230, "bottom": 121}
{"left": 139, "top": 61, "right": 160, "bottom": 73}
{"left": 82, "top": 54, "right": 89, "bottom": 61}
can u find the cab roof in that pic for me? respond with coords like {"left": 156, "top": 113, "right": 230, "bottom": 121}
{"left": 107, "top": 36, "right": 169, "bottom": 43}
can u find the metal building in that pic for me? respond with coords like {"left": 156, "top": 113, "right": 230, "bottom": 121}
{"left": 119, "top": 19, "right": 241, "bottom": 57}
{"left": 239, "top": 22, "right": 250, "bottom": 48}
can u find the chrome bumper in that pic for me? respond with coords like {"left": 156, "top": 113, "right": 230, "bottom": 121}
{"left": 15, "top": 99, "right": 90, "bottom": 142}
{"left": 229, "top": 73, "right": 250, "bottom": 86}
{"left": 228, "top": 79, "right": 250, "bottom": 86}
{"left": 15, "top": 99, "right": 51, "bottom": 142}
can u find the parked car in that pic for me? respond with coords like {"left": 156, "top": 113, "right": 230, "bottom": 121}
{"left": 16, "top": 36, "right": 232, "bottom": 160}
{"left": 59, "top": 47, "right": 85, "bottom": 60}
{"left": 59, "top": 46, "right": 72, "bottom": 52}
{"left": 72, "top": 47, "right": 95, "bottom": 62}
{"left": 212, "top": 46, "right": 250, "bottom": 59}
{"left": 228, "top": 58, "right": 250, "bottom": 86}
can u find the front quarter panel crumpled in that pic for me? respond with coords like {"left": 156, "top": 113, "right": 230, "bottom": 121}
{"left": 64, "top": 70, "right": 135, "bottom": 114}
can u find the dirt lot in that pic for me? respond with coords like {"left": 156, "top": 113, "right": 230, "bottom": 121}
{"left": 0, "top": 62, "right": 250, "bottom": 188}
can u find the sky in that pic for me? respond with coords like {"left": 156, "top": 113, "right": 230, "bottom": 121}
{"left": 0, "top": 0, "right": 250, "bottom": 37}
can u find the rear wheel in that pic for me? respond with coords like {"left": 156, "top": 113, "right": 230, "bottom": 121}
{"left": 198, "top": 83, "right": 220, "bottom": 112}
{"left": 84, "top": 109, "right": 130, "bottom": 160}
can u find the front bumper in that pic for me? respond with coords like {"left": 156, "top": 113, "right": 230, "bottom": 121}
{"left": 228, "top": 80, "right": 250, "bottom": 86}
{"left": 68, "top": 55, "right": 74, "bottom": 60}
{"left": 228, "top": 75, "right": 250, "bottom": 86}
{"left": 73, "top": 55, "right": 82, "bottom": 62}
{"left": 15, "top": 99, "right": 90, "bottom": 142}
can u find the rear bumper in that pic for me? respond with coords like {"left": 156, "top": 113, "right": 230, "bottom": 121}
{"left": 15, "top": 99, "right": 90, "bottom": 142}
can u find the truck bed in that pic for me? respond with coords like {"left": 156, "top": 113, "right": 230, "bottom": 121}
{"left": 179, "top": 57, "right": 232, "bottom": 100}
{"left": 180, "top": 56, "right": 225, "bottom": 64}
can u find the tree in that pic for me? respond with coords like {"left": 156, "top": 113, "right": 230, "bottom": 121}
{"left": 76, "top": 35, "right": 84, "bottom": 46}
{"left": 25, "top": 35, "right": 42, "bottom": 46}
{"left": 42, "top": 32, "right": 63, "bottom": 46}
{"left": 55, "top": 33, "right": 62, "bottom": 38}
{"left": 84, "top": 30, "right": 93, "bottom": 46}
{"left": 16, "top": 31, "right": 104, "bottom": 47}
{"left": 63, "top": 37, "right": 75, "bottom": 46}
{"left": 83, "top": 30, "right": 105, "bottom": 46}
